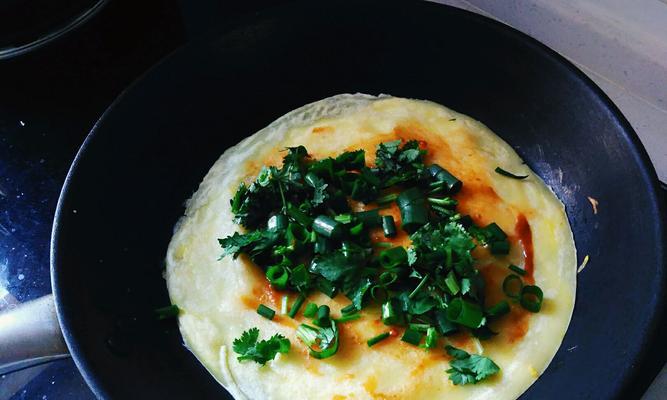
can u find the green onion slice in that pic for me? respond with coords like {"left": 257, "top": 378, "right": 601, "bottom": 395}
{"left": 303, "top": 302, "right": 318, "bottom": 318}
{"left": 424, "top": 327, "right": 438, "bottom": 349}
{"left": 502, "top": 274, "right": 523, "bottom": 299}
{"left": 288, "top": 293, "right": 306, "bottom": 318}
{"left": 446, "top": 298, "right": 485, "bottom": 329}
{"left": 367, "top": 332, "right": 391, "bottom": 347}
{"left": 312, "top": 215, "right": 343, "bottom": 239}
{"left": 495, "top": 167, "right": 528, "bottom": 180}
{"left": 379, "top": 247, "right": 408, "bottom": 270}
{"left": 266, "top": 265, "right": 289, "bottom": 290}
{"left": 335, "top": 313, "right": 361, "bottom": 323}
{"left": 397, "top": 188, "right": 429, "bottom": 233}
{"left": 520, "top": 285, "right": 544, "bottom": 313}
{"left": 486, "top": 300, "right": 510, "bottom": 318}
{"left": 444, "top": 271, "right": 460, "bottom": 295}
{"left": 401, "top": 328, "right": 423, "bottom": 346}
{"left": 382, "top": 215, "right": 397, "bottom": 238}
{"left": 257, "top": 304, "right": 275, "bottom": 320}
{"left": 508, "top": 264, "right": 527, "bottom": 276}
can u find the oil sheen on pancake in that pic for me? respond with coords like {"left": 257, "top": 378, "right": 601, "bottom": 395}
{"left": 166, "top": 94, "right": 576, "bottom": 400}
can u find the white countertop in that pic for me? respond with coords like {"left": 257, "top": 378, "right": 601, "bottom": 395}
{"left": 435, "top": 0, "right": 667, "bottom": 182}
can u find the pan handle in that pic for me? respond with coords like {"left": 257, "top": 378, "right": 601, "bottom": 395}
{"left": 0, "top": 294, "right": 69, "bottom": 375}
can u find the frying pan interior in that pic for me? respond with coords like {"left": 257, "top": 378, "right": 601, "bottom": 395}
{"left": 52, "top": 1, "right": 665, "bottom": 399}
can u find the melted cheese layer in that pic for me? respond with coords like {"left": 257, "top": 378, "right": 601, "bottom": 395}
{"left": 166, "top": 94, "right": 576, "bottom": 400}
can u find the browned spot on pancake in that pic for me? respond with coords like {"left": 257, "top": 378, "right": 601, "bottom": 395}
{"left": 332, "top": 395, "right": 347, "bottom": 400}
{"left": 363, "top": 375, "right": 402, "bottom": 400}
{"left": 514, "top": 214, "right": 534, "bottom": 283}
{"left": 312, "top": 126, "right": 334, "bottom": 134}
{"left": 504, "top": 306, "right": 530, "bottom": 343}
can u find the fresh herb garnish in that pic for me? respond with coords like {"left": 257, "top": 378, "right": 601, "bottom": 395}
{"left": 495, "top": 167, "right": 528, "bottom": 180}
{"left": 296, "top": 320, "right": 339, "bottom": 359}
{"left": 445, "top": 345, "right": 500, "bottom": 385}
{"left": 232, "top": 328, "right": 290, "bottom": 365}
{"left": 220, "top": 139, "right": 545, "bottom": 369}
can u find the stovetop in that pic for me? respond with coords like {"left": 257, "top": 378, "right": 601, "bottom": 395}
{"left": 0, "top": 1, "right": 185, "bottom": 398}
{"left": 0, "top": 1, "right": 664, "bottom": 399}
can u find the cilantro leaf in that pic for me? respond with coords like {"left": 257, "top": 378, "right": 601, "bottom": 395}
{"left": 407, "top": 247, "right": 418, "bottom": 266}
{"left": 310, "top": 250, "right": 364, "bottom": 283}
{"left": 445, "top": 345, "right": 500, "bottom": 385}
{"left": 335, "top": 150, "right": 366, "bottom": 170}
{"left": 305, "top": 173, "right": 329, "bottom": 206}
{"left": 232, "top": 328, "right": 290, "bottom": 365}
{"left": 218, "top": 231, "right": 263, "bottom": 259}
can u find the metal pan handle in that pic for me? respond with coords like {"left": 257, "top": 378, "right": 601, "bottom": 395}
{"left": 0, "top": 294, "right": 69, "bottom": 375}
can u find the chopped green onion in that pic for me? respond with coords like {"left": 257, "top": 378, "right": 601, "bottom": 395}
{"left": 314, "top": 305, "right": 330, "bottom": 326}
{"left": 408, "top": 323, "right": 431, "bottom": 331}
{"left": 484, "top": 223, "right": 507, "bottom": 241}
{"left": 316, "top": 278, "right": 337, "bottom": 298}
{"left": 267, "top": 214, "right": 288, "bottom": 231}
{"left": 435, "top": 310, "right": 458, "bottom": 335}
{"left": 374, "top": 242, "right": 393, "bottom": 248}
{"left": 334, "top": 213, "right": 353, "bottom": 224}
{"left": 444, "top": 271, "right": 460, "bottom": 295}
{"left": 424, "top": 327, "right": 438, "bottom": 349}
{"left": 286, "top": 203, "right": 313, "bottom": 227}
{"left": 427, "top": 197, "right": 458, "bottom": 207}
{"left": 296, "top": 323, "right": 319, "bottom": 346}
{"left": 266, "top": 265, "right": 289, "bottom": 290}
{"left": 508, "top": 264, "right": 527, "bottom": 276}
{"left": 281, "top": 295, "right": 289, "bottom": 314}
{"left": 286, "top": 223, "right": 309, "bottom": 247}
{"left": 367, "top": 332, "right": 391, "bottom": 347}
{"left": 408, "top": 274, "right": 429, "bottom": 299}
{"left": 303, "top": 302, "right": 318, "bottom": 318}
{"left": 335, "top": 313, "right": 361, "bottom": 323}
{"left": 355, "top": 209, "right": 381, "bottom": 228}
{"left": 427, "top": 164, "right": 462, "bottom": 194}
{"left": 155, "top": 304, "right": 180, "bottom": 320}
{"left": 349, "top": 222, "right": 364, "bottom": 236}
{"left": 397, "top": 188, "right": 429, "bottom": 233}
{"left": 520, "top": 285, "right": 544, "bottom": 313}
{"left": 446, "top": 298, "right": 485, "bottom": 329}
{"left": 314, "top": 236, "right": 333, "bottom": 254}
{"left": 495, "top": 167, "right": 528, "bottom": 180}
{"left": 490, "top": 240, "right": 510, "bottom": 255}
{"left": 382, "top": 215, "right": 396, "bottom": 238}
{"left": 381, "top": 300, "right": 403, "bottom": 325}
{"left": 312, "top": 215, "right": 343, "bottom": 239}
{"left": 376, "top": 193, "right": 398, "bottom": 204}
{"left": 340, "top": 304, "right": 358, "bottom": 316}
{"left": 289, "top": 263, "right": 309, "bottom": 290}
{"left": 288, "top": 293, "right": 306, "bottom": 318}
{"left": 401, "top": 328, "right": 423, "bottom": 346}
{"left": 257, "top": 304, "right": 275, "bottom": 320}
{"left": 379, "top": 271, "right": 398, "bottom": 286}
{"left": 379, "top": 246, "right": 408, "bottom": 269}
{"left": 486, "top": 300, "right": 510, "bottom": 317}
{"left": 360, "top": 166, "right": 381, "bottom": 186}
{"left": 502, "top": 274, "right": 523, "bottom": 299}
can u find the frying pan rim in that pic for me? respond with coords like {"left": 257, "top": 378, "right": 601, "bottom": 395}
{"left": 49, "top": 2, "right": 666, "bottom": 398}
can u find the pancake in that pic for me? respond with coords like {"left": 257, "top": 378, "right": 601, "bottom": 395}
{"left": 166, "top": 94, "right": 576, "bottom": 399}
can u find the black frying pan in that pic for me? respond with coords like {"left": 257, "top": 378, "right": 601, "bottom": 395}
{"left": 2, "top": 1, "right": 665, "bottom": 399}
